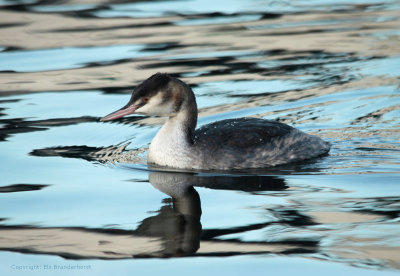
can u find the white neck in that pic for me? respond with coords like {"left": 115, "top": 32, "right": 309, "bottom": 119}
{"left": 148, "top": 110, "right": 195, "bottom": 168}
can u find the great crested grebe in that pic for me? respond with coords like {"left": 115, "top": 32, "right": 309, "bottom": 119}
{"left": 101, "top": 73, "right": 330, "bottom": 170}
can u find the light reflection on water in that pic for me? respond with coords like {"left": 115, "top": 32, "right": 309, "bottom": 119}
{"left": 0, "top": 0, "right": 400, "bottom": 275}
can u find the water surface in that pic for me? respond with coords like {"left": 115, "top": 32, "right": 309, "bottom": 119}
{"left": 0, "top": 0, "right": 399, "bottom": 275}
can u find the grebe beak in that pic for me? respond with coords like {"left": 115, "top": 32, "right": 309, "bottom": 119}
{"left": 100, "top": 104, "right": 140, "bottom": 122}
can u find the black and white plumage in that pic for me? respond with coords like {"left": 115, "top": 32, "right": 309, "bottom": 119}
{"left": 101, "top": 73, "right": 330, "bottom": 170}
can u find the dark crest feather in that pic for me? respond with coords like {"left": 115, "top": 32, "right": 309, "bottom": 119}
{"left": 128, "top": 73, "right": 171, "bottom": 105}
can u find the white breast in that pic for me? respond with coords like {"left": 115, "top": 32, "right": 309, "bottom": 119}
{"left": 147, "top": 116, "right": 194, "bottom": 169}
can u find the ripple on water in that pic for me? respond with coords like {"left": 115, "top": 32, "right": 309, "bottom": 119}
{"left": 0, "top": 44, "right": 162, "bottom": 72}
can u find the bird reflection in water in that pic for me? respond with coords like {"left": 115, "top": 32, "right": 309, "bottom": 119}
{"left": 134, "top": 170, "right": 289, "bottom": 257}
{"left": 135, "top": 172, "right": 203, "bottom": 257}
{"left": 0, "top": 171, "right": 293, "bottom": 259}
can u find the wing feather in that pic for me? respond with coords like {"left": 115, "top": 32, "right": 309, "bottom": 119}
{"left": 193, "top": 118, "right": 293, "bottom": 149}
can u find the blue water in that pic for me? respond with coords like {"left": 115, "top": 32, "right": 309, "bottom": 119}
{"left": 0, "top": 44, "right": 159, "bottom": 72}
{"left": 0, "top": 0, "right": 400, "bottom": 275}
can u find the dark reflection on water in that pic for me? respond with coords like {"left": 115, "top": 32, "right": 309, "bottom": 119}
{"left": 143, "top": 49, "right": 367, "bottom": 87}
{"left": 0, "top": 116, "right": 97, "bottom": 141}
{"left": 0, "top": 171, "right": 314, "bottom": 259}
{"left": 1, "top": 169, "right": 398, "bottom": 269}
{"left": 0, "top": 184, "right": 48, "bottom": 193}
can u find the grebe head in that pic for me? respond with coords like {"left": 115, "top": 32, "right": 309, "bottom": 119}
{"left": 101, "top": 73, "right": 196, "bottom": 121}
